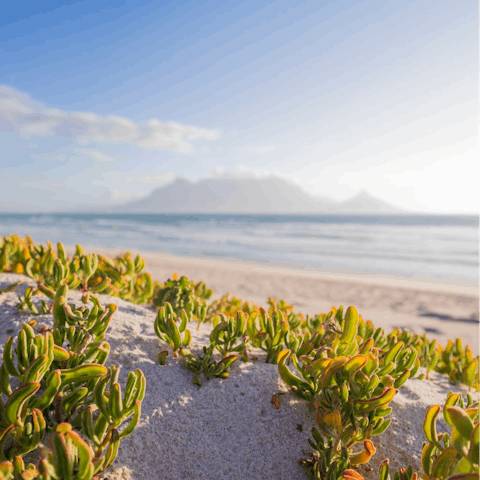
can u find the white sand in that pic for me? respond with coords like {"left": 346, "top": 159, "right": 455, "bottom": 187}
{"left": 0, "top": 266, "right": 477, "bottom": 480}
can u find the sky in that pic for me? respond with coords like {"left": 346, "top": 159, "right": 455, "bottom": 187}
{"left": 0, "top": 0, "right": 477, "bottom": 214}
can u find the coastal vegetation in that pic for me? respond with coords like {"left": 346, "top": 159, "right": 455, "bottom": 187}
{"left": 0, "top": 233, "right": 478, "bottom": 480}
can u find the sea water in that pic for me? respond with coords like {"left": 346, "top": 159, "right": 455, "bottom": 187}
{"left": 0, "top": 213, "right": 477, "bottom": 282}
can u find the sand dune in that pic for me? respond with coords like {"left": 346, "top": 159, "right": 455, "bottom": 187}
{"left": 0, "top": 270, "right": 477, "bottom": 480}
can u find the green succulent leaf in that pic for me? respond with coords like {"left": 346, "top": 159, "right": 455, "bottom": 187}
{"left": 60, "top": 363, "right": 107, "bottom": 386}
{"left": 447, "top": 406, "right": 475, "bottom": 441}
{"left": 339, "top": 306, "right": 359, "bottom": 344}
{"left": 423, "top": 404, "right": 442, "bottom": 446}
{"left": 430, "top": 447, "right": 458, "bottom": 480}
{"left": 2, "top": 382, "right": 40, "bottom": 425}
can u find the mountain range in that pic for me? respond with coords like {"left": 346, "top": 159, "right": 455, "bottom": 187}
{"left": 100, "top": 176, "right": 404, "bottom": 214}
{"left": 0, "top": 176, "right": 406, "bottom": 214}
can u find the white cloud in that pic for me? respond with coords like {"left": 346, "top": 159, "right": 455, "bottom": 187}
{"left": 0, "top": 86, "right": 218, "bottom": 153}
{"left": 74, "top": 149, "right": 115, "bottom": 162}
{"left": 42, "top": 154, "right": 66, "bottom": 161}
{"left": 135, "top": 172, "right": 176, "bottom": 184}
{"left": 201, "top": 165, "right": 273, "bottom": 180}
{"left": 202, "top": 166, "right": 226, "bottom": 178}
{"left": 246, "top": 145, "right": 275, "bottom": 154}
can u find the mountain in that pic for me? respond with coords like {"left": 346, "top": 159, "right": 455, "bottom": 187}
{"left": 105, "top": 176, "right": 334, "bottom": 213}
{"left": 103, "top": 176, "right": 404, "bottom": 214}
{"left": 330, "top": 191, "right": 403, "bottom": 214}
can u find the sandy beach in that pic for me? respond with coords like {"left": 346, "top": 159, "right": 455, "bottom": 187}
{"left": 65, "top": 245, "right": 479, "bottom": 353}
{"left": 1, "top": 244, "right": 477, "bottom": 479}
{"left": 0, "top": 269, "right": 477, "bottom": 480}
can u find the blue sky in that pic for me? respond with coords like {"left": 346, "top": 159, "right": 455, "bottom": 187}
{"left": 0, "top": 0, "right": 477, "bottom": 213}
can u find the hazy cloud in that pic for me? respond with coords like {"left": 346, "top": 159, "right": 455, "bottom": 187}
{"left": 5, "top": 172, "right": 63, "bottom": 190}
{"left": 41, "top": 154, "right": 66, "bottom": 161}
{"left": 18, "top": 143, "right": 37, "bottom": 148}
{"left": 0, "top": 86, "right": 218, "bottom": 153}
{"left": 135, "top": 172, "right": 176, "bottom": 184}
{"left": 74, "top": 149, "right": 115, "bottom": 162}
{"left": 202, "top": 166, "right": 226, "bottom": 178}
{"left": 0, "top": 171, "right": 108, "bottom": 210}
{"left": 201, "top": 166, "right": 270, "bottom": 180}
{"left": 246, "top": 145, "right": 275, "bottom": 154}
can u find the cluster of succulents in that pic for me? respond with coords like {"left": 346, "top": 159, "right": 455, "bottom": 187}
{"left": 205, "top": 292, "right": 258, "bottom": 319}
{"left": 154, "top": 304, "right": 245, "bottom": 384}
{"left": 424, "top": 338, "right": 478, "bottom": 389}
{"left": 0, "top": 313, "right": 145, "bottom": 478}
{"left": 0, "top": 236, "right": 146, "bottom": 480}
{"left": 154, "top": 302, "right": 195, "bottom": 357}
{"left": 421, "top": 392, "right": 478, "bottom": 479}
{"left": 341, "top": 391, "right": 479, "bottom": 480}
{"left": 275, "top": 306, "right": 416, "bottom": 479}
{"left": 0, "top": 235, "right": 158, "bottom": 308}
{"left": 184, "top": 345, "right": 240, "bottom": 386}
{"left": 0, "top": 234, "right": 479, "bottom": 480}
{"left": 153, "top": 274, "right": 212, "bottom": 316}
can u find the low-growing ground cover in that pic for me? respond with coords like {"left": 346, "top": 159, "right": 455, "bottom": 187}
{"left": 0, "top": 234, "right": 478, "bottom": 480}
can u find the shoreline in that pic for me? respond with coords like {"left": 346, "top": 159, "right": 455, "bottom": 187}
{"left": 63, "top": 245, "right": 479, "bottom": 352}
{"left": 64, "top": 245, "right": 478, "bottom": 294}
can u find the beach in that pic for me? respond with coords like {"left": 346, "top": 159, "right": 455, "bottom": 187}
{"left": 65, "top": 245, "right": 479, "bottom": 353}
{"left": 0, "top": 265, "right": 477, "bottom": 480}
{"left": 1, "top": 242, "right": 478, "bottom": 479}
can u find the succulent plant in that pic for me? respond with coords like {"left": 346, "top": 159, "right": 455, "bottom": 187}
{"left": 341, "top": 460, "right": 419, "bottom": 480}
{"left": 0, "top": 243, "right": 147, "bottom": 479}
{"left": 421, "top": 392, "right": 479, "bottom": 479}
{"left": 277, "top": 307, "right": 418, "bottom": 479}
{"left": 16, "top": 287, "right": 50, "bottom": 316}
{"left": 209, "top": 311, "right": 248, "bottom": 357}
{"left": 247, "top": 308, "right": 290, "bottom": 363}
{"left": 0, "top": 235, "right": 34, "bottom": 274}
{"left": 183, "top": 344, "right": 238, "bottom": 385}
{"left": 153, "top": 302, "right": 193, "bottom": 357}
{"left": 284, "top": 329, "right": 323, "bottom": 360}
{"left": 301, "top": 432, "right": 353, "bottom": 480}
{"left": 42, "top": 422, "right": 117, "bottom": 480}
{"left": 89, "top": 366, "right": 145, "bottom": 440}
{"left": 0, "top": 319, "right": 116, "bottom": 458}
{"left": 301, "top": 435, "right": 376, "bottom": 480}
{"left": 340, "top": 393, "right": 479, "bottom": 480}
{"left": 153, "top": 275, "right": 204, "bottom": 316}
{"left": 434, "top": 340, "right": 479, "bottom": 390}
{"left": 0, "top": 455, "right": 41, "bottom": 480}
{"left": 206, "top": 292, "right": 259, "bottom": 320}
{"left": 192, "top": 279, "right": 214, "bottom": 303}
{"left": 267, "top": 297, "right": 305, "bottom": 332}
{"left": 0, "top": 421, "right": 122, "bottom": 480}
{"left": 0, "top": 237, "right": 155, "bottom": 309}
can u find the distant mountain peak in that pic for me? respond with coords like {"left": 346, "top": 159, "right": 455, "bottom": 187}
{"left": 102, "top": 176, "right": 405, "bottom": 214}
{"left": 173, "top": 176, "right": 193, "bottom": 184}
{"left": 338, "top": 190, "right": 401, "bottom": 212}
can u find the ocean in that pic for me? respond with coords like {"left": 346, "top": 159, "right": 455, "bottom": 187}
{"left": 0, "top": 213, "right": 477, "bottom": 282}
